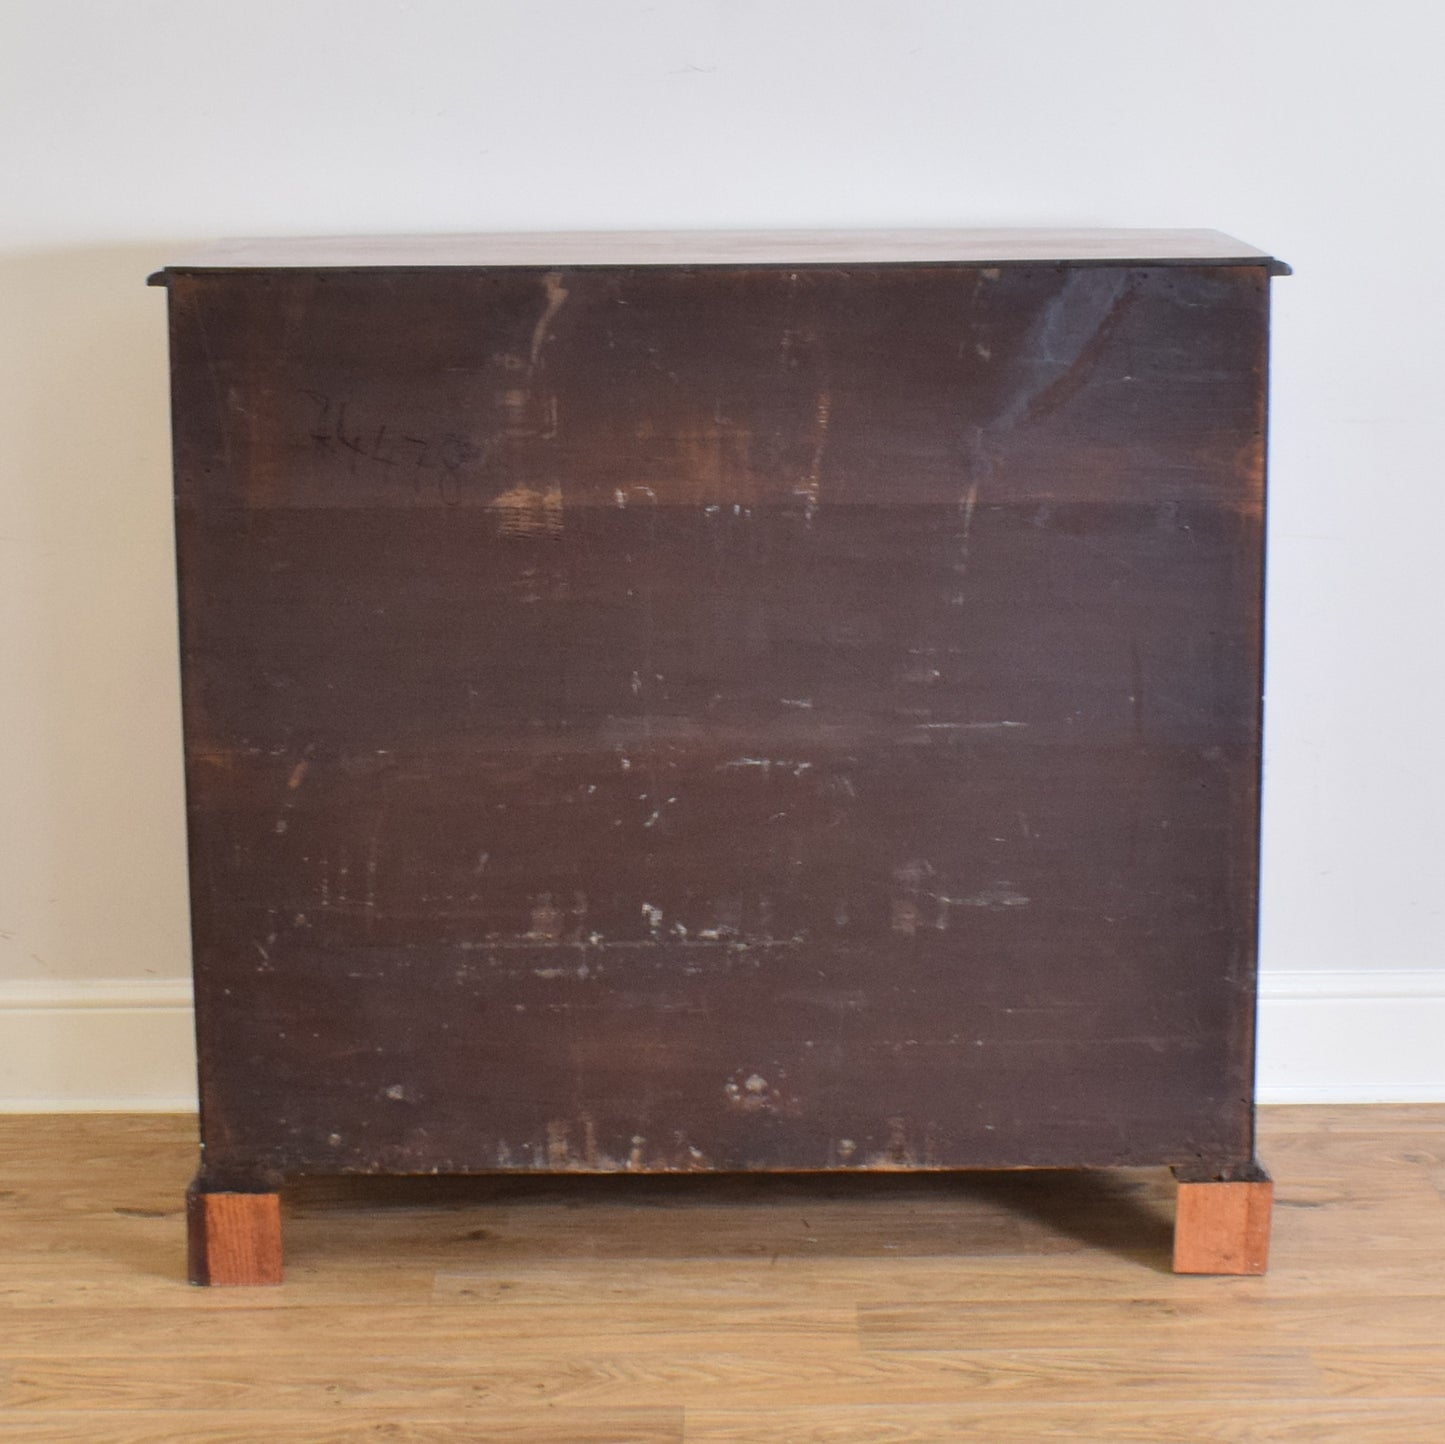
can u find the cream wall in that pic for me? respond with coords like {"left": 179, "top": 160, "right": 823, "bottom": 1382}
{"left": 3, "top": 0, "right": 1443, "bottom": 1103}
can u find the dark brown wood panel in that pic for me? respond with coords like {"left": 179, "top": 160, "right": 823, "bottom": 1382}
{"left": 166, "top": 260, "right": 1270, "bottom": 1188}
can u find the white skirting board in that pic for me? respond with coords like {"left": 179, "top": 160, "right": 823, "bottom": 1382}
{"left": 1255, "top": 970, "right": 1445, "bottom": 1103}
{"left": 0, "top": 980, "right": 199, "bottom": 1113}
{"left": 2, "top": 973, "right": 1444, "bottom": 1112}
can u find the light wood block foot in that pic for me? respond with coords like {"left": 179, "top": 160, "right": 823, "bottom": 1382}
{"left": 186, "top": 1183, "right": 283, "bottom": 1286}
{"left": 1172, "top": 1166, "right": 1273, "bottom": 1275}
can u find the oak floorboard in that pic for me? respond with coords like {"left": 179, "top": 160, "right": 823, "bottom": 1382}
{"left": 0, "top": 1345, "right": 1317, "bottom": 1412}
{"left": 0, "top": 1411, "right": 683, "bottom": 1443}
{"left": 1311, "top": 1345, "right": 1445, "bottom": 1399}
{"left": 683, "top": 1400, "right": 1445, "bottom": 1442}
{"left": 860, "top": 1293, "right": 1445, "bottom": 1352}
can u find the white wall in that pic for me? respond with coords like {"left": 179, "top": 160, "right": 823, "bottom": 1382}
{"left": 3, "top": 0, "right": 1443, "bottom": 1106}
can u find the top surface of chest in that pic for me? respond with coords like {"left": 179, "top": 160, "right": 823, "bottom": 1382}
{"left": 154, "top": 226, "right": 1285, "bottom": 274}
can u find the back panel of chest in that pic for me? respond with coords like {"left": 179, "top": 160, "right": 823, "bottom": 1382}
{"left": 165, "top": 256, "right": 1269, "bottom": 1188}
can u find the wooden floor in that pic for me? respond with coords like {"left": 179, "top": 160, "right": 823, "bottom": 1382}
{"left": 3, "top": 1108, "right": 1444, "bottom": 1441}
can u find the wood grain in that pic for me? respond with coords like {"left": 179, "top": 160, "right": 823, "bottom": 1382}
{"left": 0, "top": 1346, "right": 1316, "bottom": 1411}
{"left": 1173, "top": 1174, "right": 1273, "bottom": 1274}
{"left": 1, "top": 1107, "right": 1442, "bottom": 1441}
{"left": 185, "top": 1190, "right": 283, "bottom": 1286}
{"left": 859, "top": 1295, "right": 1445, "bottom": 1352}
{"left": 0, "top": 1413, "right": 684, "bottom": 1443}
{"left": 682, "top": 1401, "right": 1445, "bottom": 1442}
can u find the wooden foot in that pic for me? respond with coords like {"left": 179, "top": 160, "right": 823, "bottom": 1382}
{"left": 1172, "top": 1165, "right": 1273, "bottom": 1275}
{"left": 186, "top": 1183, "right": 283, "bottom": 1286}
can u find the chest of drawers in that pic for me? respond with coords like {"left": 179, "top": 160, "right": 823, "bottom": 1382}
{"left": 153, "top": 229, "right": 1286, "bottom": 1283}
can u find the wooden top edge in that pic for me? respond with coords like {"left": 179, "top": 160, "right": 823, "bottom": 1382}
{"left": 149, "top": 228, "right": 1289, "bottom": 277}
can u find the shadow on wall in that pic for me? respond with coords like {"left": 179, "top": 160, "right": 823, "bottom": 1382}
{"left": 0, "top": 243, "right": 201, "bottom": 986}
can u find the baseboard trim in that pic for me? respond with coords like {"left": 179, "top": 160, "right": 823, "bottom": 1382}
{"left": 3, "top": 971, "right": 1444, "bottom": 1111}
{"left": 1255, "top": 970, "right": 1445, "bottom": 1104}
{"left": 0, "top": 978, "right": 196, "bottom": 1112}
{"left": 1258, "top": 970, "right": 1445, "bottom": 1001}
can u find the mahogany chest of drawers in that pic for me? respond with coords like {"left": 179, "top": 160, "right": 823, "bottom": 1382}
{"left": 152, "top": 229, "right": 1287, "bottom": 1283}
